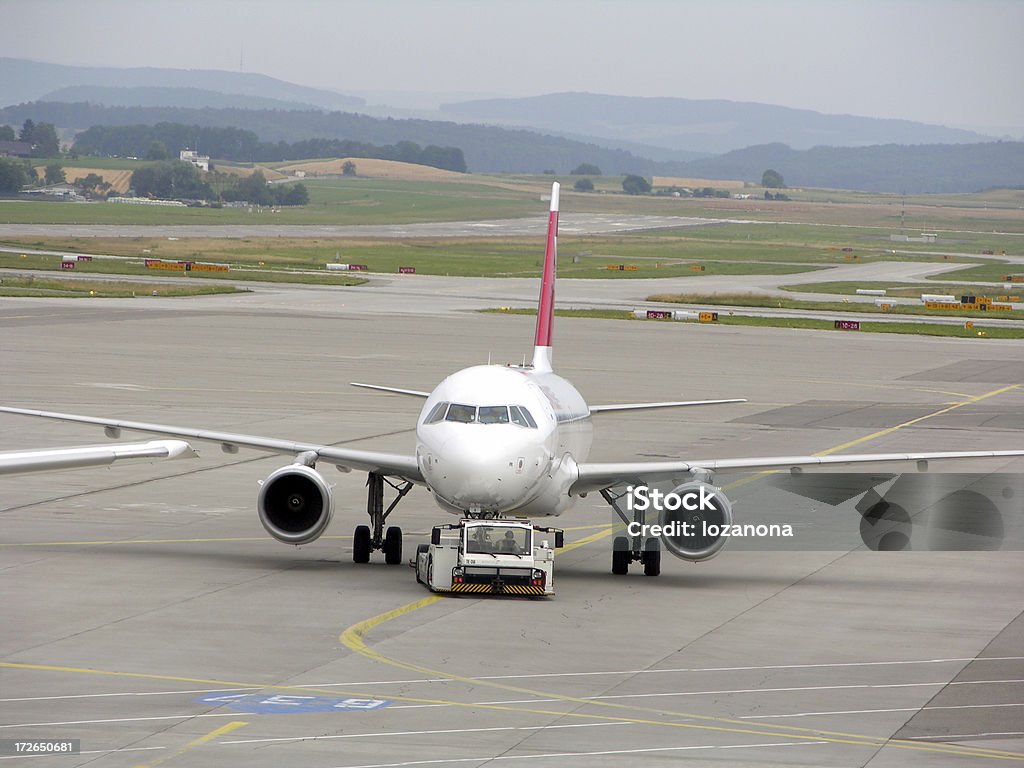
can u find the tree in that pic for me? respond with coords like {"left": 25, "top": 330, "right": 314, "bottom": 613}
{"left": 0, "top": 125, "right": 15, "bottom": 141}
{"left": 342, "top": 160, "right": 357, "bottom": 176}
{"left": 0, "top": 157, "right": 30, "bottom": 193}
{"left": 573, "top": 178, "right": 594, "bottom": 192}
{"left": 762, "top": 169, "right": 785, "bottom": 188}
{"left": 29, "top": 123, "right": 60, "bottom": 157}
{"left": 130, "top": 160, "right": 214, "bottom": 200}
{"left": 146, "top": 140, "right": 169, "bottom": 161}
{"left": 622, "top": 174, "right": 651, "bottom": 195}
{"left": 571, "top": 163, "right": 601, "bottom": 176}
{"left": 18, "top": 119, "right": 35, "bottom": 143}
{"left": 43, "top": 163, "right": 66, "bottom": 185}
{"left": 75, "top": 173, "right": 111, "bottom": 198}
{"left": 278, "top": 182, "right": 309, "bottom": 206}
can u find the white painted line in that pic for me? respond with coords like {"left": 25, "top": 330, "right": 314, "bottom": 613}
{"left": 907, "top": 732, "right": 1024, "bottom": 740}
{"left": 385, "top": 679, "right": 1024, "bottom": 710}
{"left": 0, "top": 687, "right": 257, "bottom": 703}
{"left": 742, "top": 703, "right": 1024, "bottom": 719}
{"left": 324, "top": 741, "right": 826, "bottom": 768}
{"left": 0, "top": 747, "right": 164, "bottom": 761}
{"left": 0, "top": 712, "right": 243, "bottom": 728}
{"left": 222, "top": 721, "right": 632, "bottom": 746}
{"left": 296, "top": 656, "right": 1024, "bottom": 688}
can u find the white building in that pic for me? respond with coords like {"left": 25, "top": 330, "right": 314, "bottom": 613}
{"left": 180, "top": 149, "right": 210, "bottom": 172}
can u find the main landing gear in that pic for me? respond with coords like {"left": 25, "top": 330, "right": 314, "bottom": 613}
{"left": 353, "top": 471, "right": 413, "bottom": 565}
{"left": 601, "top": 487, "right": 661, "bottom": 577}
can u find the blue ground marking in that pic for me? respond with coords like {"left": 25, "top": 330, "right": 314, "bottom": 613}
{"left": 197, "top": 692, "right": 391, "bottom": 714}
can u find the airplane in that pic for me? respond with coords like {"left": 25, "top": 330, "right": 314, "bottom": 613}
{"left": 0, "top": 440, "right": 195, "bottom": 475}
{"left": 3, "top": 182, "right": 1023, "bottom": 576}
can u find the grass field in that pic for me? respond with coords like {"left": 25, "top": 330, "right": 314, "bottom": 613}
{"left": 0, "top": 252, "right": 368, "bottom": 286}
{"left": 781, "top": 281, "right": 1024, "bottom": 299}
{"left": 1, "top": 173, "right": 1020, "bottom": 286}
{"left": 484, "top": 307, "right": 1024, "bottom": 339}
{"left": 924, "top": 263, "right": 1024, "bottom": 283}
{"left": 2, "top": 171, "right": 1024, "bottom": 236}
{"left": 0, "top": 236, "right": 831, "bottom": 279}
{"left": 0, "top": 275, "right": 246, "bottom": 298}
{"left": 646, "top": 291, "right": 1024, "bottom": 320}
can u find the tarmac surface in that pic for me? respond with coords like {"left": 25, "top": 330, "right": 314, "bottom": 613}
{"left": 2, "top": 286, "right": 1023, "bottom": 767}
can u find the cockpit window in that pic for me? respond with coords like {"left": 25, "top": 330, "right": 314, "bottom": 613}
{"left": 445, "top": 403, "right": 477, "bottom": 423}
{"left": 437, "top": 403, "right": 538, "bottom": 427}
{"left": 478, "top": 406, "right": 510, "bottom": 424}
{"left": 514, "top": 405, "right": 538, "bottom": 428}
{"left": 424, "top": 401, "right": 449, "bottom": 424}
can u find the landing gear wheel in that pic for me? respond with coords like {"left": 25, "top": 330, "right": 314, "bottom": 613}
{"left": 642, "top": 537, "right": 661, "bottom": 577}
{"left": 383, "top": 526, "right": 403, "bottom": 565}
{"left": 415, "top": 544, "right": 429, "bottom": 583}
{"left": 353, "top": 525, "right": 371, "bottom": 563}
{"left": 612, "top": 536, "right": 630, "bottom": 575}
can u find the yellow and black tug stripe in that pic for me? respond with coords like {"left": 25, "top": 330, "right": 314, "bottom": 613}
{"left": 450, "top": 583, "right": 547, "bottom": 596}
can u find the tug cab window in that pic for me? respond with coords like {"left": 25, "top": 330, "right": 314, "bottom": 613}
{"left": 465, "top": 525, "right": 532, "bottom": 555}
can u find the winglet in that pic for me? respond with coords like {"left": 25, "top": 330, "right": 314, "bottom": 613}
{"left": 532, "top": 182, "right": 559, "bottom": 372}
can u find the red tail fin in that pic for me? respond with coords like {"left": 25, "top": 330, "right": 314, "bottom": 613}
{"left": 532, "top": 182, "right": 559, "bottom": 371}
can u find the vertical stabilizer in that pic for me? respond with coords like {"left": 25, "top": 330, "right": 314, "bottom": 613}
{"left": 532, "top": 182, "right": 559, "bottom": 372}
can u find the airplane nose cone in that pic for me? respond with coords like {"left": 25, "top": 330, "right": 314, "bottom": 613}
{"left": 426, "top": 431, "right": 545, "bottom": 511}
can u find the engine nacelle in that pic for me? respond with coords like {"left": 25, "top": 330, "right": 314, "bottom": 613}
{"left": 658, "top": 481, "right": 733, "bottom": 562}
{"left": 257, "top": 464, "right": 333, "bottom": 545}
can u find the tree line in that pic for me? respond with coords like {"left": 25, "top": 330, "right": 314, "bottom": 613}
{"left": 0, "top": 102, "right": 664, "bottom": 177}
{"left": 71, "top": 122, "right": 467, "bottom": 172}
{"left": 0, "top": 119, "right": 60, "bottom": 156}
{"left": 130, "top": 161, "right": 309, "bottom": 205}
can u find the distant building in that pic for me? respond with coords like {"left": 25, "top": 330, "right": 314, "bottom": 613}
{"left": 179, "top": 149, "right": 210, "bottom": 172}
{"left": 26, "top": 183, "right": 77, "bottom": 199}
{"left": 0, "top": 140, "right": 32, "bottom": 158}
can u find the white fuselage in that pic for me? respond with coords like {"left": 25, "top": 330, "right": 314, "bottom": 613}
{"left": 415, "top": 365, "right": 592, "bottom": 517}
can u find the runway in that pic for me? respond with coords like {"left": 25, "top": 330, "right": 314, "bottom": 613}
{"left": 0, "top": 212, "right": 732, "bottom": 240}
{"left": 1, "top": 289, "right": 1023, "bottom": 767}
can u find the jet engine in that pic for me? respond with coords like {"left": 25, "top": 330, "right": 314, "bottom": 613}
{"left": 658, "top": 481, "right": 733, "bottom": 562}
{"left": 257, "top": 464, "right": 333, "bottom": 545}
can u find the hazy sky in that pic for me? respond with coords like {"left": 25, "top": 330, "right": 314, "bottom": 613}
{"left": 4, "top": 0, "right": 1023, "bottom": 133}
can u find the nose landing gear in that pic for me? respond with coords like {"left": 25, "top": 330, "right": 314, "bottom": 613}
{"left": 352, "top": 471, "right": 414, "bottom": 565}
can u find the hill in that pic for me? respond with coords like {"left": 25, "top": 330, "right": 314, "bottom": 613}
{"left": 40, "top": 85, "right": 322, "bottom": 112}
{"left": 441, "top": 92, "right": 995, "bottom": 155}
{"left": 0, "top": 57, "right": 362, "bottom": 112}
{"left": 275, "top": 158, "right": 468, "bottom": 182}
{"left": 0, "top": 102, "right": 680, "bottom": 177}
{"left": 678, "top": 142, "right": 1024, "bottom": 193}
{"left": 4, "top": 102, "right": 1022, "bottom": 193}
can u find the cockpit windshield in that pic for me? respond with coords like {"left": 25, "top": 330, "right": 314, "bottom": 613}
{"left": 464, "top": 525, "right": 532, "bottom": 555}
{"left": 445, "top": 403, "right": 476, "bottom": 423}
{"left": 478, "top": 406, "right": 510, "bottom": 424}
{"left": 426, "top": 402, "right": 538, "bottom": 427}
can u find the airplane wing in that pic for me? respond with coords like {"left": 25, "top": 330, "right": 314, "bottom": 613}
{"left": 0, "top": 440, "right": 196, "bottom": 476}
{"left": 589, "top": 398, "right": 746, "bottom": 414}
{"left": 350, "top": 383, "right": 430, "bottom": 398}
{"left": 570, "top": 450, "right": 1024, "bottom": 495}
{"left": 348, "top": 386, "right": 747, "bottom": 413}
{"left": 0, "top": 407, "right": 423, "bottom": 482}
